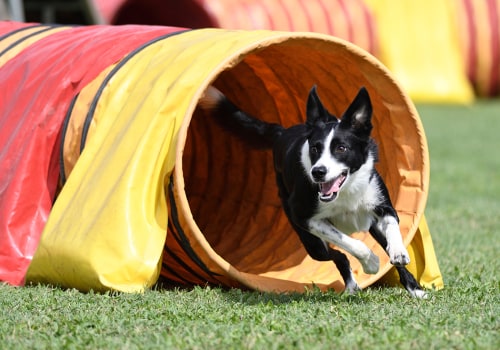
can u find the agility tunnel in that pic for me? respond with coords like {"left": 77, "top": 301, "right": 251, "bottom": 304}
{"left": 0, "top": 23, "right": 443, "bottom": 293}
{"left": 97, "top": 0, "right": 486, "bottom": 103}
{"left": 364, "top": 0, "right": 475, "bottom": 104}
{"left": 98, "top": 0, "right": 377, "bottom": 55}
{"left": 451, "top": 0, "right": 500, "bottom": 97}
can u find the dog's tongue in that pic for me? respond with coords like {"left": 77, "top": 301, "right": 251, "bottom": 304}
{"left": 320, "top": 174, "right": 346, "bottom": 195}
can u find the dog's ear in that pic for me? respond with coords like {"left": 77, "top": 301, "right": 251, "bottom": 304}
{"left": 306, "top": 85, "right": 331, "bottom": 126}
{"left": 339, "top": 87, "right": 373, "bottom": 135}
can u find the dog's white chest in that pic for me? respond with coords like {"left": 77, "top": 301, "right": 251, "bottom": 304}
{"left": 313, "top": 182, "right": 380, "bottom": 234}
{"left": 327, "top": 208, "right": 374, "bottom": 234}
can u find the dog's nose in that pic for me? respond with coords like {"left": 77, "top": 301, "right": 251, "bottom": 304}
{"left": 311, "top": 166, "right": 327, "bottom": 181}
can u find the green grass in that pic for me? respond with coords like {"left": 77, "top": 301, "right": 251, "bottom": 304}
{"left": 1, "top": 101, "right": 499, "bottom": 349}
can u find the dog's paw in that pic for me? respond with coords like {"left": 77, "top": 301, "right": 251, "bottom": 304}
{"left": 410, "top": 289, "right": 429, "bottom": 299}
{"left": 343, "top": 280, "right": 361, "bottom": 295}
{"left": 388, "top": 245, "right": 410, "bottom": 266}
{"left": 361, "top": 251, "right": 379, "bottom": 274}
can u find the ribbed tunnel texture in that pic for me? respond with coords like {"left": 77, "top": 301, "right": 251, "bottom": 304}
{"left": 176, "top": 40, "right": 426, "bottom": 288}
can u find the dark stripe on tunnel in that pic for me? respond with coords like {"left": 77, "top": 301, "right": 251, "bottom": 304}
{"left": 59, "top": 92, "right": 79, "bottom": 184}
{"left": 0, "top": 24, "right": 67, "bottom": 58}
{"left": 0, "top": 23, "right": 46, "bottom": 41}
{"left": 162, "top": 245, "right": 212, "bottom": 285}
{"left": 58, "top": 29, "right": 191, "bottom": 186}
{"left": 79, "top": 29, "right": 191, "bottom": 153}
{"left": 166, "top": 178, "right": 224, "bottom": 282}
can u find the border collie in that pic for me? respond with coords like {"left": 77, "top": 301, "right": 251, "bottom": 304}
{"left": 199, "top": 85, "right": 426, "bottom": 298}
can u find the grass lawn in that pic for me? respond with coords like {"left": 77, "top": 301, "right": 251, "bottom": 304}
{"left": 1, "top": 101, "right": 499, "bottom": 349}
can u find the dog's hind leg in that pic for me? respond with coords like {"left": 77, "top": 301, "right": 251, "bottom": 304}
{"left": 328, "top": 248, "right": 361, "bottom": 294}
{"left": 395, "top": 266, "right": 428, "bottom": 299}
{"left": 369, "top": 224, "right": 427, "bottom": 298}
{"left": 296, "top": 228, "right": 360, "bottom": 293}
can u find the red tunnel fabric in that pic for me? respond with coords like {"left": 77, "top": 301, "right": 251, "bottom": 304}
{"left": 0, "top": 21, "right": 34, "bottom": 35}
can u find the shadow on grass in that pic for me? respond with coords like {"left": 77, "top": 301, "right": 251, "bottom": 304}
{"left": 152, "top": 275, "right": 419, "bottom": 306}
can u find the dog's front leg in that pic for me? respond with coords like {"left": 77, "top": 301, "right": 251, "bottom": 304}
{"left": 308, "top": 219, "right": 379, "bottom": 274}
{"left": 374, "top": 215, "right": 410, "bottom": 266}
{"left": 369, "top": 217, "right": 426, "bottom": 298}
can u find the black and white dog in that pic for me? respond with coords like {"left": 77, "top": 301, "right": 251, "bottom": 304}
{"left": 200, "top": 85, "right": 426, "bottom": 298}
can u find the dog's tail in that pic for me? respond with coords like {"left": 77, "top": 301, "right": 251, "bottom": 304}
{"left": 198, "top": 86, "right": 284, "bottom": 149}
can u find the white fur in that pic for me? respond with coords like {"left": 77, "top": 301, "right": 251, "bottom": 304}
{"left": 411, "top": 289, "right": 429, "bottom": 299}
{"left": 318, "top": 156, "right": 380, "bottom": 233}
{"left": 307, "top": 219, "right": 379, "bottom": 274}
{"left": 300, "top": 141, "right": 312, "bottom": 174}
{"left": 199, "top": 86, "right": 224, "bottom": 109}
{"left": 344, "top": 270, "right": 361, "bottom": 294}
{"left": 308, "top": 130, "right": 348, "bottom": 184}
{"left": 376, "top": 215, "right": 410, "bottom": 266}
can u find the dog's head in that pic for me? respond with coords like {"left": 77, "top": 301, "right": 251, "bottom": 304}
{"left": 301, "top": 86, "right": 374, "bottom": 202}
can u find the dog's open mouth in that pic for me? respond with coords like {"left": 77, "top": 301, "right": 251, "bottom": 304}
{"left": 318, "top": 171, "right": 348, "bottom": 202}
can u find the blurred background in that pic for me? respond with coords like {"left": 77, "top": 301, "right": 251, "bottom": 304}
{"left": 1, "top": 0, "right": 499, "bottom": 103}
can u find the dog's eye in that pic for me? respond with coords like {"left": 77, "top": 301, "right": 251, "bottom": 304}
{"left": 310, "top": 145, "right": 320, "bottom": 154}
{"left": 335, "top": 145, "right": 347, "bottom": 153}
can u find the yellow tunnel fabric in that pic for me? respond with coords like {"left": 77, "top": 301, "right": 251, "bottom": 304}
{"left": 365, "top": 0, "right": 474, "bottom": 104}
